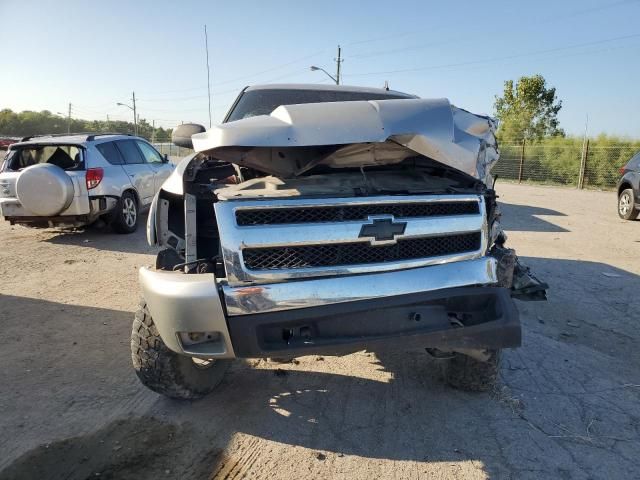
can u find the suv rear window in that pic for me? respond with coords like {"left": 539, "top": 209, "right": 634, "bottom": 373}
{"left": 5, "top": 145, "right": 83, "bottom": 171}
{"left": 96, "top": 141, "right": 124, "bottom": 165}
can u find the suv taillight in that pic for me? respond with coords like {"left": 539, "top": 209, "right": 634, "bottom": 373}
{"left": 86, "top": 168, "right": 104, "bottom": 190}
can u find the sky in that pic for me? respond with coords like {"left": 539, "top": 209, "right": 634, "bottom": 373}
{"left": 1, "top": 0, "right": 639, "bottom": 137}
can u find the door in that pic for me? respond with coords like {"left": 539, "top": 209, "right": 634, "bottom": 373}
{"left": 135, "top": 140, "right": 174, "bottom": 193}
{"left": 115, "top": 140, "right": 155, "bottom": 205}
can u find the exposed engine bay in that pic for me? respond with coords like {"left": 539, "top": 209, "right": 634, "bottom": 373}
{"left": 151, "top": 93, "right": 546, "bottom": 299}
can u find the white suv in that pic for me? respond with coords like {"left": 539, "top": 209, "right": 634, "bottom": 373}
{"left": 0, "top": 133, "right": 174, "bottom": 233}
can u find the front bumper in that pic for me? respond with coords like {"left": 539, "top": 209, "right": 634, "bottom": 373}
{"left": 230, "top": 285, "right": 519, "bottom": 358}
{"left": 139, "top": 257, "right": 520, "bottom": 359}
{"left": 139, "top": 268, "right": 236, "bottom": 358}
{"left": 223, "top": 257, "right": 497, "bottom": 315}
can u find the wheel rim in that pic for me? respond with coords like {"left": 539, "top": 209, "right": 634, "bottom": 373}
{"left": 123, "top": 197, "right": 137, "bottom": 227}
{"left": 619, "top": 193, "right": 631, "bottom": 215}
{"left": 192, "top": 358, "right": 215, "bottom": 369}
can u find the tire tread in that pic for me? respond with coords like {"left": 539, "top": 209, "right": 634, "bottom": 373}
{"left": 441, "top": 350, "right": 500, "bottom": 392}
{"left": 131, "top": 301, "right": 229, "bottom": 399}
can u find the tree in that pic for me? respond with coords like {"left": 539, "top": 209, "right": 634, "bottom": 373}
{"left": 494, "top": 74, "right": 564, "bottom": 142}
{"left": 0, "top": 108, "right": 173, "bottom": 142}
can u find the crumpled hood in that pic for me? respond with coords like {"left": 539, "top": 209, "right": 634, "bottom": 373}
{"left": 192, "top": 98, "right": 498, "bottom": 183}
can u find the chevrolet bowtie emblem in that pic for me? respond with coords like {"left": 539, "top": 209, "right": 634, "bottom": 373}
{"left": 358, "top": 218, "right": 407, "bottom": 245}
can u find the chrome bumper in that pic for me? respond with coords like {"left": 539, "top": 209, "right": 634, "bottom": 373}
{"left": 139, "top": 267, "right": 236, "bottom": 359}
{"left": 139, "top": 257, "right": 497, "bottom": 359}
{"left": 223, "top": 257, "right": 498, "bottom": 316}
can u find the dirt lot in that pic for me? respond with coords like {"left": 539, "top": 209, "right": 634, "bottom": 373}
{"left": 1, "top": 183, "right": 639, "bottom": 479}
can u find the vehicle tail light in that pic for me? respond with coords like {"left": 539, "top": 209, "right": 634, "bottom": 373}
{"left": 619, "top": 167, "right": 626, "bottom": 175}
{"left": 86, "top": 168, "right": 104, "bottom": 190}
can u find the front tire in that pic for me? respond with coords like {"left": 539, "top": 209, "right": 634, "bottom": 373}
{"left": 113, "top": 191, "right": 139, "bottom": 234}
{"left": 618, "top": 188, "right": 638, "bottom": 220}
{"left": 131, "top": 302, "right": 230, "bottom": 399}
{"left": 441, "top": 350, "right": 501, "bottom": 392}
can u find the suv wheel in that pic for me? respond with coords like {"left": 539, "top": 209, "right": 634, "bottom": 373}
{"left": 440, "top": 349, "right": 500, "bottom": 392}
{"left": 618, "top": 188, "right": 638, "bottom": 220}
{"left": 131, "top": 301, "right": 230, "bottom": 399}
{"left": 113, "top": 191, "right": 138, "bottom": 233}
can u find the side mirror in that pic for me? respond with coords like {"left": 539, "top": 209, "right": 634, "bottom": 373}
{"left": 162, "top": 153, "right": 169, "bottom": 163}
{"left": 171, "top": 123, "right": 206, "bottom": 149}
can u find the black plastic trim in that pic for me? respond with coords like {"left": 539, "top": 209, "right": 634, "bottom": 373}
{"left": 227, "top": 286, "right": 520, "bottom": 358}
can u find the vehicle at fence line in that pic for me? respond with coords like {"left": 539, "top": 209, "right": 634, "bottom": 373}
{"left": 133, "top": 84, "right": 547, "bottom": 399}
{"left": 0, "top": 133, "right": 174, "bottom": 232}
{"left": 617, "top": 150, "right": 640, "bottom": 220}
{"left": 0, "top": 137, "right": 20, "bottom": 150}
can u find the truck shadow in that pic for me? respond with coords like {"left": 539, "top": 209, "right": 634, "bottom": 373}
{"left": 2, "top": 257, "right": 640, "bottom": 479}
{"left": 41, "top": 212, "right": 155, "bottom": 255}
{"left": 498, "top": 202, "right": 569, "bottom": 233}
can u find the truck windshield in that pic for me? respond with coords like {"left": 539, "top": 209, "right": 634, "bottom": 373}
{"left": 5, "top": 145, "right": 83, "bottom": 171}
{"left": 226, "top": 89, "right": 412, "bottom": 122}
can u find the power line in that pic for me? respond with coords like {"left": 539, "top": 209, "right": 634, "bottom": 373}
{"left": 201, "top": 50, "right": 326, "bottom": 87}
{"left": 142, "top": 50, "right": 327, "bottom": 98}
{"left": 344, "top": 31, "right": 416, "bottom": 48}
{"left": 345, "top": 32, "right": 640, "bottom": 77}
{"left": 132, "top": 105, "right": 221, "bottom": 113}
{"left": 349, "top": 39, "right": 454, "bottom": 60}
{"left": 352, "top": 41, "right": 640, "bottom": 83}
{"left": 136, "top": 91, "right": 232, "bottom": 103}
{"left": 138, "top": 67, "right": 323, "bottom": 104}
{"left": 71, "top": 101, "right": 121, "bottom": 110}
{"left": 345, "top": 0, "right": 640, "bottom": 62}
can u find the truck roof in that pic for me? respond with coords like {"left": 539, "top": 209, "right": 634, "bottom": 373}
{"left": 244, "top": 83, "right": 417, "bottom": 98}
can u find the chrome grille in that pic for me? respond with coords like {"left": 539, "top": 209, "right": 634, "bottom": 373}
{"left": 236, "top": 201, "right": 479, "bottom": 225}
{"left": 243, "top": 232, "right": 481, "bottom": 270}
{"left": 214, "top": 194, "right": 487, "bottom": 285}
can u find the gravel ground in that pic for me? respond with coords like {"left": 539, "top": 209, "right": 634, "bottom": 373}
{"left": 1, "top": 183, "right": 639, "bottom": 479}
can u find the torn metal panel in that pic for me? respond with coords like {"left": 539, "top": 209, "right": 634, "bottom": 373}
{"left": 191, "top": 98, "right": 499, "bottom": 183}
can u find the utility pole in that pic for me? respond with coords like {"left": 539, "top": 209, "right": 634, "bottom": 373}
{"left": 335, "top": 45, "right": 343, "bottom": 85}
{"left": 578, "top": 114, "right": 589, "bottom": 189}
{"left": 106, "top": 114, "right": 110, "bottom": 130}
{"left": 518, "top": 139, "right": 526, "bottom": 183}
{"left": 152, "top": 119, "right": 155, "bottom": 143}
{"left": 132, "top": 91, "right": 138, "bottom": 136}
{"left": 204, "top": 24, "right": 213, "bottom": 128}
{"left": 116, "top": 94, "right": 138, "bottom": 135}
{"left": 67, "top": 103, "right": 72, "bottom": 133}
{"left": 578, "top": 139, "right": 590, "bottom": 189}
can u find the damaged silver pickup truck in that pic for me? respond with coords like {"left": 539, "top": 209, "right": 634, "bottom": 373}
{"left": 132, "top": 84, "right": 546, "bottom": 399}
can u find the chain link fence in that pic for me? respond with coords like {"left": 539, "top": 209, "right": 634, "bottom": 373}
{"left": 492, "top": 139, "right": 640, "bottom": 190}
{"left": 152, "top": 142, "right": 194, "bottom": 165}
{"left": 152, "top": 142, "right": 194, "bottom": 158}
